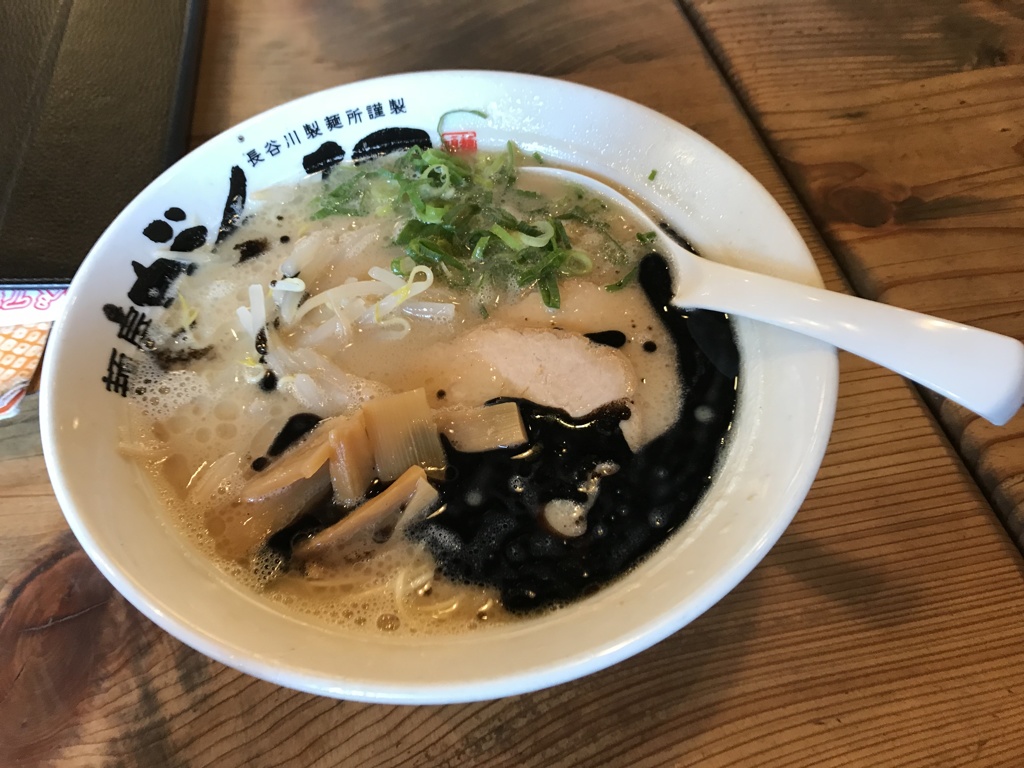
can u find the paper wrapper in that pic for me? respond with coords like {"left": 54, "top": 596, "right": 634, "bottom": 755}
{"left": 0, "top": 289, "right": 68, "bottom": 418}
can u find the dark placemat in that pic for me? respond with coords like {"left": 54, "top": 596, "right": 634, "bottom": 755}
{"left": 0, "top": 0, "right": 205, "bottom": 288}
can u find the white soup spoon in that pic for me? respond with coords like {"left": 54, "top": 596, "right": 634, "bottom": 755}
{"left": 520, "top": 166, "right": 1024, "bottom": 426}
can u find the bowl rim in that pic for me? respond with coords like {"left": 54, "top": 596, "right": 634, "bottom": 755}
{"left": 40, "top": 69, "right": 838, "bottom": 704}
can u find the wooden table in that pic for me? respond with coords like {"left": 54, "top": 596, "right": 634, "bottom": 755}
{"left": 3, "top": 1, "right": 1023, "bottom": 765}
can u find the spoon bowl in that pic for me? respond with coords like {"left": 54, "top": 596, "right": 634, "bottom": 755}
{"left": 522, "top": 165, "right": 1024, "bottom": 426}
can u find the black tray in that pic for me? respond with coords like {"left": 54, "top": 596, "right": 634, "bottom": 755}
{"left": 0, "top": 0, "right": 206, "bottom": 288}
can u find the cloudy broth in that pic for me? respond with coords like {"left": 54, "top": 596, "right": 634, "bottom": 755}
{"left": 124, "top": 146, "right": 738, "bottom": 635}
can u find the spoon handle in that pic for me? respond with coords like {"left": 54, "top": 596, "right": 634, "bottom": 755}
{"left": 683, "top": 257, "right": 1024, "bottom": 425}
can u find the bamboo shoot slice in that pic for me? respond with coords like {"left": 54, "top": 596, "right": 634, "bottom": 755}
{"left": 393, "top": 477, "right": 442, "bottom": 537}
{"left": 210, "top": 464, "right": 332, "bottom": 560}
{"left": 242, "top": 416, "right": 338, "bottom": 502}
{"left": 362, "top": 388, "right": 447, "bottom": 481}
{"left": 437, "top": 401, "right": 527, "bottom": 452}
{"left": 329, "top": 413, "right": 375, "bottom": 505}
{"left": 292, "top": 465, "right": 434, "bottom": 561}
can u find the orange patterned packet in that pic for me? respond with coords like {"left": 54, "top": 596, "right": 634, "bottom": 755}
{"left": 0, "top": 323, "right": 53, "bottom": 418}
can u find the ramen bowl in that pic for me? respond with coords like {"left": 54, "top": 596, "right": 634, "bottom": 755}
{"left": 40, "top": 71, "right": 837, "bottom": 704}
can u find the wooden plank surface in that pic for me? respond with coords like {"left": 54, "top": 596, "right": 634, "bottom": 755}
{"left": 681, "top": 0, "right": 1024, "bottom": 544}
{"left": 3, "top": 1, "right": 1024, "bottom": 765}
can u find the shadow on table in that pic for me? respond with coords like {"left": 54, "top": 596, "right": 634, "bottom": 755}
{"left": 772, "top": 530, "right": 926, "bottom": 631}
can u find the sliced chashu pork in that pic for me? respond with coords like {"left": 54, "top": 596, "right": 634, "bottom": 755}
{"left": 420, "top": 326, "right": 643, "bottom": 449}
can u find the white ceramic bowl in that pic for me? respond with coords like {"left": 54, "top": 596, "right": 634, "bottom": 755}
{"left": 40, "top": 71, "right": 837, "bottom": 704}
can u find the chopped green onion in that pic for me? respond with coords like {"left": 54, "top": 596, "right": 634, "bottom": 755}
{"left": 486, "top": 207, "right": 519, "bottom": 230}
{"left": 402, "top": 180, "right": 426, "bottom": 216}
{"left": 309, "top": 139, "right": 645, "bottom": 311}
{"left": 471, "top": 235, "right": 491, "bottom": 261}
{"left": 390, "top": 257, "right": 408, "bottom": 277}
{"left": 538, "top": 271, "right": 560, "bottom": 309}
{"left": 489, "top": 223, "right": 524, "bottom": 252}
{"left": 605, "top": 264, "right": 639, "bottom": 292}
{"left": 417, "top": 204, "right": 447, "bottom": 224}
{"left": 516, "top": 220, "right": 555, "bottom": 248}
{"left": 443, "top": 202, "right": 480, "bottom": 228}
{"left": 648, "top": 169, "right": 658, "bottom": 181}
{"left": 552, "top": 219, "right": 572, "bottom": 250}
{"left": 560, "top": 249, "right": 593, "bottom": 276}
{"left": 395, "top": 220, "right": 433, "bottom": 245}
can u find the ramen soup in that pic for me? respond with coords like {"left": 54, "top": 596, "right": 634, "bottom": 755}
{"left": 123, "top": 143, "right": 739, "bottom": 635}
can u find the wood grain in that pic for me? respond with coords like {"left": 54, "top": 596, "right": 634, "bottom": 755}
{"left": 682, "top": 0, "right": 1024, "bottom": 545}
{"left": 4, "top": 0, "right": 1024, "bottom": 765}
